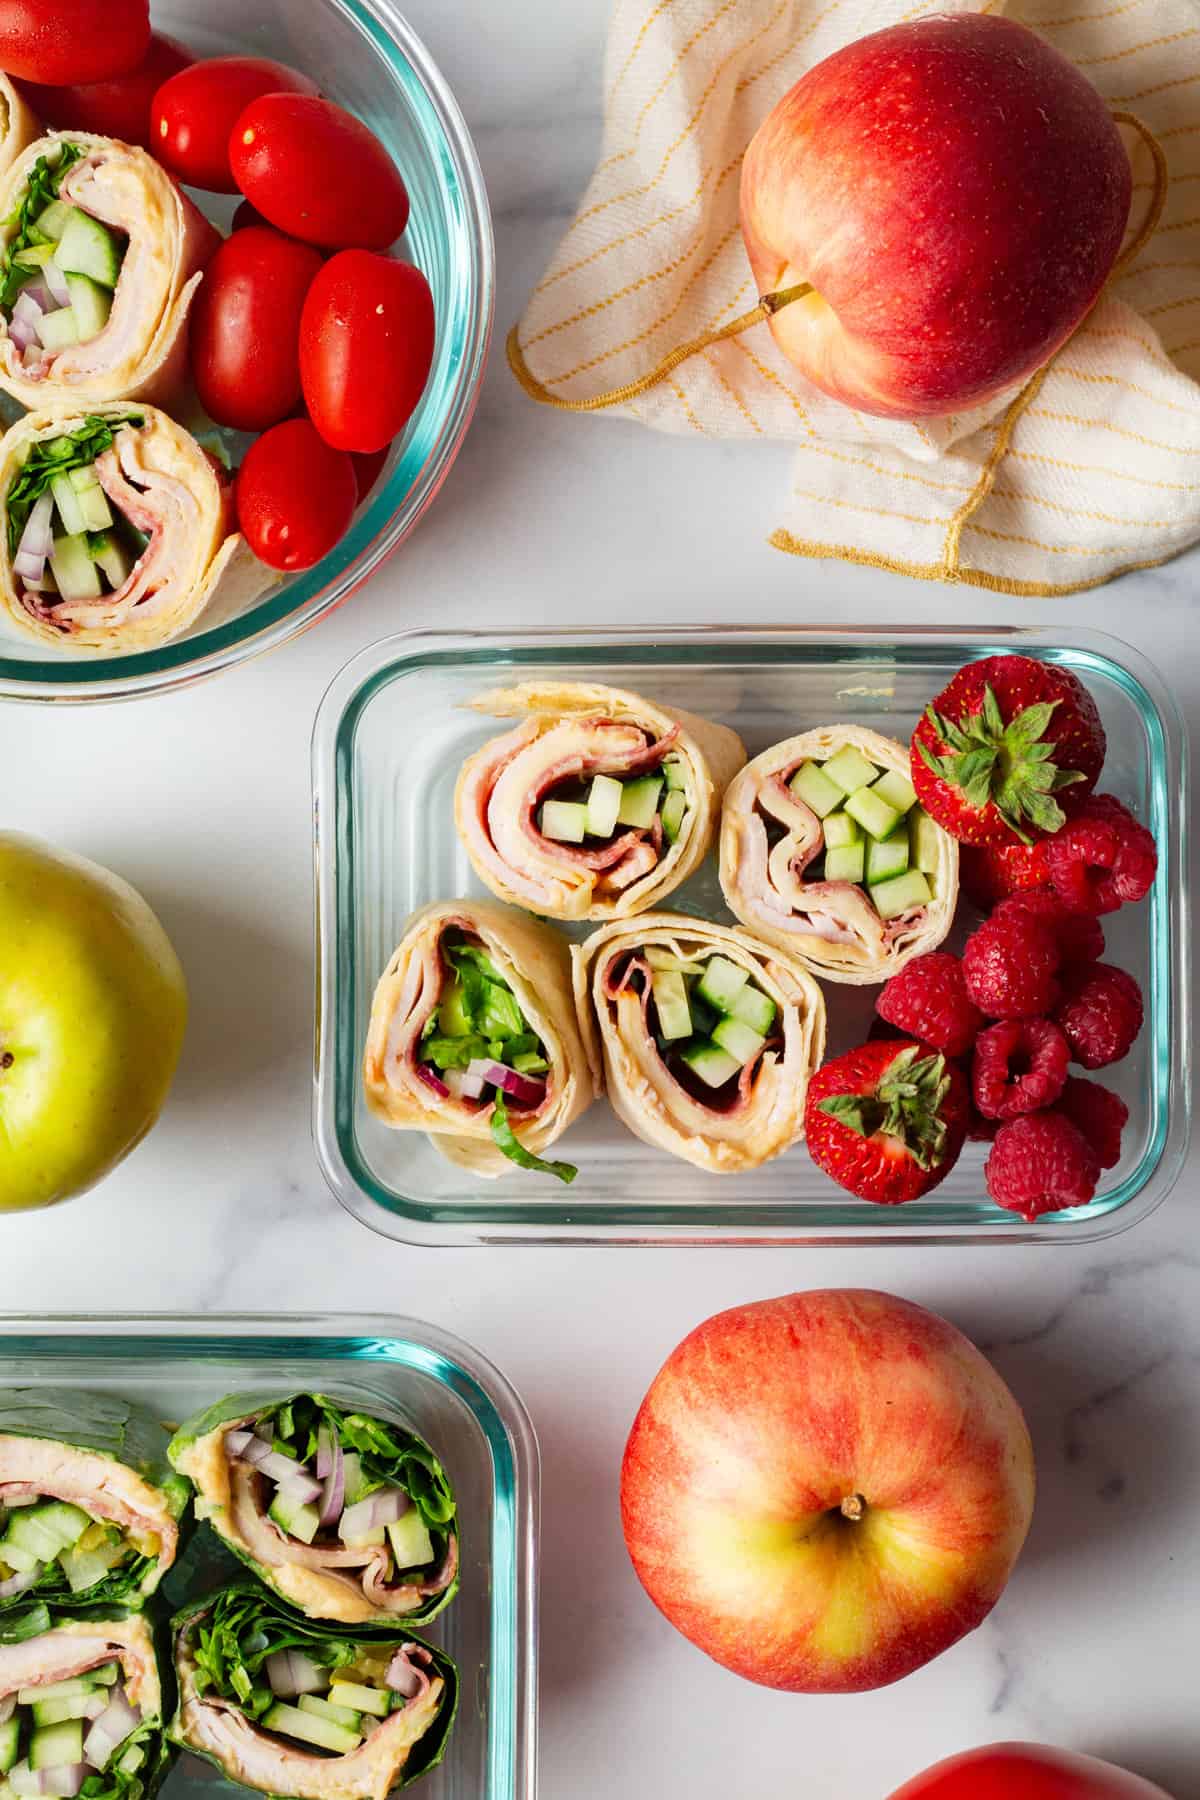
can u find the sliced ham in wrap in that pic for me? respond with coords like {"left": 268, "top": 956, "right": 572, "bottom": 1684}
{"left": 0, "top": 405, "right": 271, "bottom": 655}
{"left": 363, "top": 898, "right": 594, "bottom": 1182}
{"left": 720, "top": 726, "right": 960, "bottom": 984}
{"left": 0, "top": 131, "right": 219, "bottom": 409}
{"left": 454, "top": 681, "right": 746, "bottom": 921}
{"left": 573, "top": 913, "right": 826, "bottom": 1173}
{"left": 171, "top": 1585, "right": 456, "bottom": 1800}
{"left": 0, "top": 1388, "right": 188, "bottom": 1615}
{"left": 0, "top": 1613, "right": 171, "bottom": 1800}
{"left": 168, "top": 1392, "right": 457, "bottom": 1629}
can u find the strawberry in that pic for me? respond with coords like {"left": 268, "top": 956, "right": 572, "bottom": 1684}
{"left": 912, "top": 654, "right": 1105, "bottom": 847}
{"left": 804, "top": 1039, "right": 969, "bottom": 1205}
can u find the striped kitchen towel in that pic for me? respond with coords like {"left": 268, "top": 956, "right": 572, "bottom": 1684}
{"left": 509, "top": 0, "right": 1200, "bottom": 596}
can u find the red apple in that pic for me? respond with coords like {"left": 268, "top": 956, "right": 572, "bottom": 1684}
{"left": 620, "top": 1289, "right": 1034, "bottom": 1693}
{"left": 888, "top": 1743, "right": 1175, "bottom": 1799}
{"left": 739, "top": 15, "right": 1131, "bottom": 417}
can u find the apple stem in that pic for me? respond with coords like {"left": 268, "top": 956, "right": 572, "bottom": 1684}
{"left": 840, "top": 1493, "right": 866, "bottom": 1522}
{"left": 760, "top": 281, "right": 814, "bottom": 317}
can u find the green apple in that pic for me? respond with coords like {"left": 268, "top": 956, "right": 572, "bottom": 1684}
{"left": 0, "top": 833, "right": 187, "bottom": 1212}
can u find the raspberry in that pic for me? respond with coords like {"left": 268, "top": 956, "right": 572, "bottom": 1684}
{"left": 1044, "top": 794, "right": 1158, "bottom": 915}
{"left": 959, "top": 839, "right": 1050, "bottom": 912}
{"left": 993, "top": 888, "right": 1105, "bottom": 966}
{"left": 967, "top": 1106, "right": 1000, "bottom": 1143}
{"left": 963, "top": 913, "right": 1061, "bottom": 1019}
{"left": 985, "top": 1112, "right": 1100, "bottom": 1219}
{"left": 876, "top": 953, "right": 982, "bottom": 1058}
{"left": 1058, "top": 1076, "right": 1129, "bottom": 1170}
{"left": 972, "top": 1018, "right": 1070, "bottom": 1120}
{"left": 1054, "top": 962, "right": 1144, "bottom": 1069}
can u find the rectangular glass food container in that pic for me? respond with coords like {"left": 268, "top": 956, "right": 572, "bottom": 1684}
{"left": 0, "top": 1313, "right": 538, "bottom": 1800}
{"left": 312, "top": 625, "right": 1189, "bottom": 1247}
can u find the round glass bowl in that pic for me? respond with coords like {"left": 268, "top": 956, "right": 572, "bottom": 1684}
{"left": 0, "top": 0, "right": 493, "bottom": 701}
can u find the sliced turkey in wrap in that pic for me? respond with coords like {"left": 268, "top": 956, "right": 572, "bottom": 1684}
{"left": 0, "top": 405, "right": 271, "bottom": 655}
{"left": 0, "top": 1388, "right": 188, "bottom": 1615}
{"left": 454, "top": 681, "right": 746, "bottom": 921}
{"left": 169, "top": 1392, "right": 457, "bottom": 1629}
{"left": 363, "top": 897, "right": 594, "bottom": 1182}
{"left": 720, "top": 726, "right": 960, "bottom": 985}
{"left": 0, "top": 1612, "right": 171, "bottom": 1800}
{"left": 0, "top": 78, "right": 41, "bottom": 183}
{"left": 171, "top": 1584, "right": 456, "bottom": 1800}
{"left": 573, "top": 913, "right": 826, "bottom": 1174}
{"left": 0, "top": 131, "right": 219, "bottom": 409}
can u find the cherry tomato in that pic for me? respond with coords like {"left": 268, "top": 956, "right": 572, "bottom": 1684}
{"left": 888, "top": 1743, "right": 1173, "bottom": 1800}
{"left": 235, "top": 419, "right": 356, "bottom": 573}
{"left": 13, "top": 33, "right": 191, "bottom": 150}
{"left": 229, "top": 95, "right": 408, "bottom": 250}
{"left": 351, "top": 446, "right": 390, "bottom": 504}
{"left": 300, "top": 252, "right": 434, "bottom": 454}
{"left": 0, "top": 0, "right": 149, "bottom": 83}
{"left": 190, "top": 226, "right": 324, "bottom": 433}
{"left": 231, "top": 199, "right": 269, "bottom": 233}
{"left": 152, "top": 56, "right": 317, "bottom": 194}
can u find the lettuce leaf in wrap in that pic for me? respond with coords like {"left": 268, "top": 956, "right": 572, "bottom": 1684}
{"left": 170, "top": 1584, "right": 456, "bottom": 1800}
{"left": 167, "top": 1395, "right": 457, "bottom": 1628}
{"left": 0, "top": 1389, "right": 189, "bottom": 1615}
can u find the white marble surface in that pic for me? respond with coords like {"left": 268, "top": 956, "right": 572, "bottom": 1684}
{"left": 2, "top": 1, "right": 1199, "bottom": 1794}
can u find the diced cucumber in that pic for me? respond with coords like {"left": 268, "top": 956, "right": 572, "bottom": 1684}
{"left": 584, "top": 774, "right": 622, "bottom": 839}
{"left": 341, "top": 1453, "right": 368, "bottom": 1505}
{"left": 438, "top": 980, "right": 471, "bottom": 1039}
{"left": 13, "top": 243, "right": 55, "bottom": 269}
{"left": 822, "top": 810, "right": 861, "bottom": 849}
{"left": 268, "top": 1492, "right": 320, "bottom": 1546}
{"left": 36, "top": 306, "right": 79, "bottom": 352}
{"left": 728, "top": 985, "right": 776, "bottom": 1035}
{"left": 386, "top": 1512, "right": 434, "bottom": 1569}
{"left": 679, "top": 1040, "right": 740, "bottom": 1089}
{"left": 50, "top": 473, "right": 89, "bottom": 536}
{"left": 510, "top": 1051, "right": 548, "bottom": 1075}
{"left": 822, "top": 745, "right": 879, "bottom": 795}
{"left": 327, "top": 1682, "right": 391, "bottom": 1719}
{"left": 60, "top": 1538, "right": 126, "bottom": 1593}
{"left": 90, "top": 1666, "right": 120, "bottom": 1688}
{"left": 33, "top": 1504, "right": 89, "bottom": 1550}
{"left": 0, "top": 1539, "right": 43, "bottom": 1573}
{"left": 644, "top": 947, "right": 704, "bottom": 975}
{"left": 909, "top": 806, "right": 942, "bottom": 874}
{"left": 825, "top": 843, "right": 866, "bottom": 884}
{"left": 261, "top": 1702, "right": 361, "bottom": 1755}
{"left": 869, "top": 869, "right": 933, "bottom": 920}
{"left": 30, "top": 1722, "right": 84, "bottom": 1771}
{"left": 33, "top": 200, "right": 72, "bottom": 242}
{"left": 4, "top": 1511, "right": 62, "bottom": 1561}
{"left": 64, "top": 273, "right": 111, "bottom": 343}
{"left": 339, "top": 1520, "right": 386, "bottom": 1549}
{"left": 661, "top": 790, "right": 687, "bottom": 844}
{"left": 871, "top": 769, "right": 917, "bottom": 816}
{"left": 17, "top": 1677, "right": 100, "bottom": 1705}
{"left": 650, "top": 971, "right": 691, "bottom": 1043}
{"left": 116, "top": 1748, "right": 145, "bottom": 1775}
{"left": 0, "top": 1721, "right": 18, "bottom": 1775}
{"left": 55, "top": 211, "right": 122, "bottom": 288}
{"left": 616, "top": 775, "right": 663, "bottom": 829}
{"left": 49, "top": 533, "right": 101, "bottom": 601}
{"left": 695, "top": 956, "right": 749, "bottom": 1015}
{"left": 539, "top": 800, "right": 587, "bottom": 843}
{"left": 297, "top": 1696, "right": 361, "bottom": 1731}
{"left": 789, "top": 761, "right": 843, "bottom": 818}
{"left": 865, "top": 829, "right": 910, "bottom": 885}
{"left": 711, "top": 1017, "right": 767, "bottom": 1066}
{"left": 67, "top": 465, "right": 99, "bottom": 493}
{"left": 30, "top": 1694, "right": 103, "bottom": 1727}
{"left": 844, "top": 784, "right": 902, "bottom": 842}
{"left": 662, "top": 756, "right": 686, "bottom": 791}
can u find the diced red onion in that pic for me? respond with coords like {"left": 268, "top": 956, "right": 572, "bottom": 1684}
{"left": 0, "top": 1567, "right": 38, "bottom": 1598}
{"left": 235, "top": 1434, "right": 275, "bottom": 1468}
{"left": 317, "top": 1429, "right": 344, "bottom": 1529}
{"left": 43, "top": 260, "right": 70, "bottom": 307}
{"left": 0, "top": 1693, "right": 14, "bottom": 1724}
{"left": 18, "top": 491, "right": 54, "bottom": 561}
{"left": 224, "top": 1429, "right": 254, "bottom": 1456}
{"left": 315, "top": 1425, "right": 333, "bottom": 1480}
{"left": 83, "top": 1688, "right": 140, "bottom": 1771}
{"left": 10, "top": 1764, "right": 88, "bottom": 1797}
{"left": 12, "top": 289, "right": 45, "bottom": 325}
{"left": 276, "top": 1470, "right": 323, "bottom": 1505}
{"left": 415, "top": 1063, "right": 448, "bottom": 1098}
{"left": 339, "top": 1488, "right": 410, "bottom": 1539}
{"left": 257, "top": 1449, "right": 308, "bottom": 1485}
{"left": 8, "top": 316, "right": 35, "bottom": 354}
{"left": 459, "top": 1069, "right": 486, "bottom": 1100}
{"left": 264, "top": 1649, "right": 326, "bottom": 1698}
{"left": 474, "top": 1059, "right": 546, "bottom": 1107}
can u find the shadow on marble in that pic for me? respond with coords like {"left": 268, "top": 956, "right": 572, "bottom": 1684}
{"left": 1089, "top": 1739, "right": 1200, "bottom": 1800}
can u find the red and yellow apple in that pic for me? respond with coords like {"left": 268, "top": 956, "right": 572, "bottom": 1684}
{"left": 739, "top": 14, "right": 1131, "bottom": 417}
{"left": 888, "top": 1743, "right": 1175, "bottom": 1800}
{"left": 620, "top": 1289, "right": 1034, "bottom": 1693}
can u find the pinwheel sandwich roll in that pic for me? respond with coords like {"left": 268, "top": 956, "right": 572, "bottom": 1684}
{"left": 0, "top": 79, "right": 41, "bottom": 184}
{"left": 0, "top": 405, "right": 270, "bottom": 655}
{"left": 363, "top": 898, "right": 594, "bottom": 1183}
{"left": 168, "top": 1391, "right": 458, "bottom": 1628}
{"left": 720, "top": 726, "right": 959, "bottom": 984}
{"left": 455, "top": 681, "right": 746, "bottom": 921}
{"left": 171, "top": 1584, "right": 456, "bottom": 1800}
{"left": 0, "top": 131, "right": 219, "bottom": 408}
{"left": 0, "top": 1611, "right": 172, "bottom": 1800}
{"left": 0, "top": 1388, "right": 188, "bottom": 1614}
{"left": 573, "top": 914, "right": 826, "bottom": 1174}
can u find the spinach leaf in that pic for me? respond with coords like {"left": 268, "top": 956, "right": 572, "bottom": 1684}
{"left": 7, "top": 414, "right": 142, "bottom": 554}
{"left": 192, "top": 1586, "right": 356, "bottom": 1718}
{"left": 0, "top": 144, "right": 85, "bottom": 312}
{"left": 490, "top": 1092, "right": 576, "bottom": 1184}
